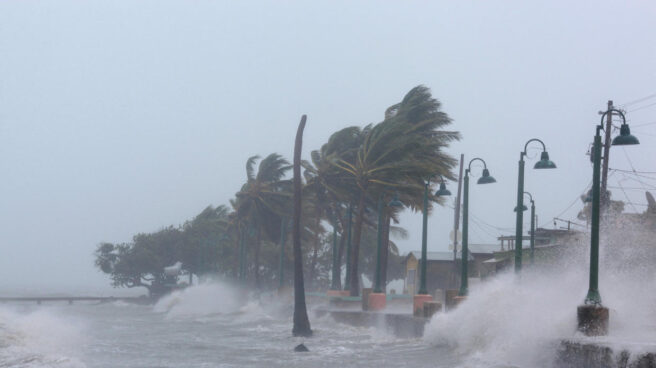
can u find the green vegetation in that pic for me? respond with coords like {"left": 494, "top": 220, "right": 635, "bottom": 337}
{"left": 94, "top": 85, "right": 460, "bottom": 296}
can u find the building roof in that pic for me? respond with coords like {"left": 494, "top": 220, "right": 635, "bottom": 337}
{"left": 467, "top": 243, "right": 499, "bottom": 254}
{"left": 406, "top": 251, "right": 474, "bottom": 262}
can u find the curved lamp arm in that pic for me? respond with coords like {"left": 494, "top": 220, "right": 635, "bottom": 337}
{"left": 598, "top": 108, "right": 626, "bottom": 130}
{"left": 467, "top": 157, "right": 488, "bottom": 173}
{"left": 523, "top": 138, "right": 547, "bottom": 156}
{"left": 523, "top": 191, "right": 534, "bottom": 204}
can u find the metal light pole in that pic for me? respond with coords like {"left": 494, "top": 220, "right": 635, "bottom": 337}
{"left": 578, "top": 107, "right": 638, "bottom": 336}
{"left": 343, "top": 204, "right": 353, "bottom": 291}
{"left": 515, "top": 192, "right": 535, "bottom": 265}
{"left": 278, "top": 218, "right": 287, "bottom": 289}
{"left": 514, "top": 139, "right": 556, "bottom": 273}
{"left": 459, "top": 158, "right": 496, "bottom": 297}
{"left": 586, "top": 108, "right": 639, "bottom": 305}
{"left": 529, "top": 195, "right": 536, "bottom": 266}
{"left": 373, "top": 194, "right": 403, "bottom": 293}
{"left": 417, "top": 176, "right": 451, "bottom": 295}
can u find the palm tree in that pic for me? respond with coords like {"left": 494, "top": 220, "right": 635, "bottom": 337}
{"left": 292, "top": 115, "right": 312, "bottom": 337}
{"left": 333, "top": 86, "right": 461, "bottom": 296}
{"left": 302, "top": 126, "right": 362, "bottom": 290}
{"left": 233, "top": 153, "right": 292, "bottom": 289}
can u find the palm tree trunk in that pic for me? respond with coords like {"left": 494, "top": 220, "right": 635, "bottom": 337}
{"left": 309, "top": 214, "right": 321, "bottom": 290}
{"left": 292, "top": 115, "right": 312, "bottom": 337}
{"left": 254, "top": 227, "right": 261, "bottom": 290}
{"left": 380, "top": 212, "right": 391, "bottom": 290}
{"left": 348, "top": 189, "right": 367, "bottom": 296}
{"left": 335, "top": 230, "right": 346, "bottom": 290}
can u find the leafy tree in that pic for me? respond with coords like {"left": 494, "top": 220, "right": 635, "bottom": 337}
{"left": 94, "top": 226, "right": 184, "bottom": 297}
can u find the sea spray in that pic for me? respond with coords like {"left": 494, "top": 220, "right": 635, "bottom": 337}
{"left": 424, "top": 214, "right": 656, "bottom": 367}
{"left": 153, "top": 281, "right": 244, "bottom": 318}
{"left": 0, "top": 306, "right": 86, "bottom": 367}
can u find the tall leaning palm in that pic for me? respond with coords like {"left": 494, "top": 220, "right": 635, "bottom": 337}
{"left": 233, "top": 153, "right": 292, "bottom": 289}
{"left": 334, "top": 86, "right": 460, "bottom": 296}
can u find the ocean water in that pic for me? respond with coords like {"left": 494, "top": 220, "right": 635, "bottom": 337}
{"left": 0, "top": 282, "right": 457, "bottom": 368}
{"left": 2, "top": 267, "right": 656, "bottom": 368}
{"left": 3, "top": 223, "right": 656, "bottom": 368}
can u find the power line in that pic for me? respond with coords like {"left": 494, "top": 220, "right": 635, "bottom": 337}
{"left": 609, "top": 168, "right": 656, "bottom": 176}
{"left": 629, "top": 101, "right": 656, "bottom": 113}
{"left": 633, "top": 120, "right": 656, "bottom": 128}
{"left": 619, "top": 92, "right": 656, "bottom": 108}
{"left": 608, "top": 185, "right": 656, "bottom": 191}
{"left": 615, "top": 179, "right": 639, "bottom": 212}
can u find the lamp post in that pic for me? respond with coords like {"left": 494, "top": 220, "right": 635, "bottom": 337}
{"left": 370, "top": 193, "right": 403, "bottom": 311}
{"left": 459, "top": 158, "right": 496, "bottom": 297}
{"left": 412, "top": 176, "right": 452, "bottom": 316}
{"left": 417, "top": 176, "right": 452, "bottom": 295}
{"left": 278, "top": 217, "right": 287, "bottom": 289}
{"left": 514, "top": 139, "right": 556, "bottom": 273}
{"left": 578, "top": 108, "right": 639, "bottom": 336}
{"left": 514, "top": 192, "right": 535, "bottom": 265}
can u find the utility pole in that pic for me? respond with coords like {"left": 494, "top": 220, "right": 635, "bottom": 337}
{"left": 451, "top": 154, "right": 464, "bottom": 288}
{"left": 600, "top": 100, "right": 613, "bottom": 207}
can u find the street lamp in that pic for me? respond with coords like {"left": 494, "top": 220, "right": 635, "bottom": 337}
{"left": 514, "top": 139, "right": 556, "bottom": 273}
{"left": 418, "top": 175, "right": 451, "bottom": 296}
{"left": 459, "top": 158, "right": 496, "bottom": 297}
{"left": 578, "top": 108, "right": 638, "bottom": 336}
{"left": 514, "top": 192, "right": 536, "bottom": 265}
{"left": 370, "top": 193, "right": 403, "bottom": 311}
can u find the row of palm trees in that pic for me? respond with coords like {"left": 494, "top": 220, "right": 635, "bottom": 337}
{"left": 228, "top": 85, "right": 461, "bottom": 296}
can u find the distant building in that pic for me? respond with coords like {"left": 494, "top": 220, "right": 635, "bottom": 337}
{"left": 403, "top": 228, "right": 588, "bottom": 295}
{"left": 403, "top": 246, "right": 497, "bottom": 295}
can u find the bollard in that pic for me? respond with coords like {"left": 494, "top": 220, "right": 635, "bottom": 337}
{"left": 413, "top": 294, "right": 433, "bottom": 317}
{"left": 444, "top": 289, "right": 459, "bottom": 311}
{"left": 577, "top": 305, "right": 609, "bottom": 336}
{"left": 361, "top": 288, "right": 372, "bottom": 311}
{"left": 423, "top": 301, "right": 442, "bottom": 318}
{"left": 368, "top": 293, "right": 386, "bottom": 311}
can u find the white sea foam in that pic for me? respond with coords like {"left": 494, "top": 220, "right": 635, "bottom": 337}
{"left": 0, "top": 306, "right": 86, "bottom": 367}
{"left": 151, "top": 280, "right": 276, "bottom": 322}
{"left": 424, "top": 217, "right": 656, "bottom": 367}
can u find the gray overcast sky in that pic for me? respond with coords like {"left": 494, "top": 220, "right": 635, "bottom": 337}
{"left": 0, "top": 1, "right": 655, "bottom": 293}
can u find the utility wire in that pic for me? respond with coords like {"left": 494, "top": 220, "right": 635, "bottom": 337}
{"left": 633, "top": 120, "right": 656, "bottom": 128}
{"left": 619, "top": 92, "right": 656, "bottom": 108}
{"left": 628, "top": 101, "right": 656, "bottom": 113}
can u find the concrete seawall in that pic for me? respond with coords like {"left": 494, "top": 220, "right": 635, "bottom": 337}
{"left": 314, "top": 309, "right": 427, "bottom": 338}
{"left": 557, "top": 340, "right": 656, "bottom": 368}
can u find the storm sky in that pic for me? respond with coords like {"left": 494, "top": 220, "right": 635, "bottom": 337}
{"left": 1, "top": 1, "right": 655, "bottom": 293}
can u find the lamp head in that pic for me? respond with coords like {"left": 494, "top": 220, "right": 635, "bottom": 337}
{"left": 534, "top": 151, "right": 557, "bottom": 169}
{"left": 435, "top": 182, "right": 452, "bottom": 196}
{"left": 387, "top": 193, "right": 404, "bottom": 208}
{"left": 477, "top": 168, "right": 497, "bottom": 184}
{"left": 583, "top": 189, "right": 592, "bottom": 203}
{"left": 612, "top": 124, "right": 640, "bottom": 146}
{"left": 514, "top": 204, "right": 529, "bottom": 212}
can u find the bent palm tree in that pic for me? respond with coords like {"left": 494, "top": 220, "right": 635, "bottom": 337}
{"left": 334, "top": 86, "right": 461, "bottom": 296}
{"left": 233, "top": 153, "right": 292, "bottom": 289}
